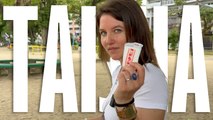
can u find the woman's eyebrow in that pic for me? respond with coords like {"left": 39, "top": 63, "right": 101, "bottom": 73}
{"left": 99, "top": 25, "right": 124, "bottom": 31}
{"left": 112, "top": 25, "right": 124, "bottom": 29}
{"left": 98, "top": 29, "right": 105, "bottom": 31}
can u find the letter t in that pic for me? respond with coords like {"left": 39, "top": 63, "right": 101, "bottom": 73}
{"left": 3, "top": 6, "right": 38, "bottom": 112}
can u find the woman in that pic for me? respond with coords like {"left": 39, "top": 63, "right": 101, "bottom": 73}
{"left": 90, "top": 0, "right": 168, "bottom": 119}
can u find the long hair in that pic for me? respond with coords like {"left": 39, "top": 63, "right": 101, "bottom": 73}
{"left": 96, "top": 0, "right": 159, "bottom": 67}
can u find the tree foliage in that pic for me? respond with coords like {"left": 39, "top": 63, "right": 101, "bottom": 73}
{"left": 174, "top": 0, "right": 185, "bottom": 6}
{"left": 137, "top": 0, "right": 142, "bottom": 6}
{"left": 0, "top": 0, "right": 105, "bottom": 44}
{"left": 169, "top": 0, "right": 213, "bottom": 49}
{"left": 1, "top": 0, "right": 14, "bottom": 6}
{"left": 200, "top": 6, "right": 213, "bottom": 35}
{"left": 0, "top": 0, "right": 144, "bottom": 44}
{"left": 0, "top": 0, "right": 14, "bottom": 41}
{"left": 168, "top": 28, "right": 179, "bottom": 50}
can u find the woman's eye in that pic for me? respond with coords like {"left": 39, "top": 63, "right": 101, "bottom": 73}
{"left": 114, "top": 29, "right": 122, "bottom": 33}
{"left": 100, "top": 31, "right": 107, "bottom": 37}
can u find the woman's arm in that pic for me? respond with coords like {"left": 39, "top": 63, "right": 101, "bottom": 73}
{"left": 114, "top": 62, "right": 166, "bottom": 120}
{"left": 115, "top": 104, "right": 166, "bottom": 120}
{"left": 136, "top": 108, "right": 165, "bottom": 120}
{"left": 87, "top": 115, "right": 104, "bottom": 120}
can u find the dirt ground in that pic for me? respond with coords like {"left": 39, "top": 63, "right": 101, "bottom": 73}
{"left": 0, "top": 47, "right": 213, "bottom": 120}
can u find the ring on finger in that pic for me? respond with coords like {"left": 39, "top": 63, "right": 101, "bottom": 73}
{"left": 126, "top": 78, "right": 130, "bottom": 81}
{"left": 131, "top": 73, "right": 137, "bottom": 80}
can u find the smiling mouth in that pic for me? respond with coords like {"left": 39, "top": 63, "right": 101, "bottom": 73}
{"left": 108, "top": 47, "right": 118, "bottom": 51}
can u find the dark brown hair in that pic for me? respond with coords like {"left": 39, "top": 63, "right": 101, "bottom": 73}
{"left": 96, "top": 0, "right": 159, "bottom": 67}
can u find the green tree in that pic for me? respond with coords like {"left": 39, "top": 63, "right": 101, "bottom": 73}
{"left": 1, "top": 0, "right": 14, "bottom": 5}
{"left": 137, "top": 0, "right": 142, "bottom": 6}
{"left": 1, "top": 0, "right": 129, "bottom": 45}
{"left": 168, "top": 28, "right": 179, "bottom": 50}
{"left": 0, "top": 0, "right": 14, "bottom": 42}
{"left": 174, "top": 0, "right": 185, "bottom": 6}
{"left": 37, "top": 0, "right": 106, "bottom": 44}
{"left": 171, "top": 0, "right": 213, "bottom": 35}
{"left": 200, "top": 6, "right": 213, "bottom": 35}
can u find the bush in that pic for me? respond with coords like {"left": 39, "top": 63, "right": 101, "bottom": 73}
{"left": 168, "top": 28, "right": 179, "bottom": 50}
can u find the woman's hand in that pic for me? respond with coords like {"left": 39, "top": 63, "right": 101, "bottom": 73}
{"left": 114, "top": 62, "right": 145, "bottom": 104}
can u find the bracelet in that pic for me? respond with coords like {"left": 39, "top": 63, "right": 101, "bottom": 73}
{"left": 110, "top": 95, "right": 135, "bottom": 107}
{"left": 116, "top": 103, "right": 137, "bottom": 120}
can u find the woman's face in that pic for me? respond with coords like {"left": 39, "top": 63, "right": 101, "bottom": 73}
{"left": 99, "top": 14, "right": 127, "bottom": 61}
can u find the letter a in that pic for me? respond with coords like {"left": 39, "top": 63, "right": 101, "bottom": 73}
{"left": 172, "top": 5, "right": 210, "bottom": 112}
{"left": 39, "top": 6, "right": 78, "bottom": 112}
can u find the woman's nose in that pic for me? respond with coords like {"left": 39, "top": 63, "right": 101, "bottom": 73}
{"left": 105, "top": 33, "right": 114, "bottom": 44}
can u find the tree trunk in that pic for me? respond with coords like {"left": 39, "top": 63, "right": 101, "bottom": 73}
{"left": 41, "top": 29, "right": 48, "bottom": 45}
{"left": 16, "top": 0, "right": 31, "bottom": 6}
{"left": 91, "top": 0, "right": 97, "bottom": 6}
